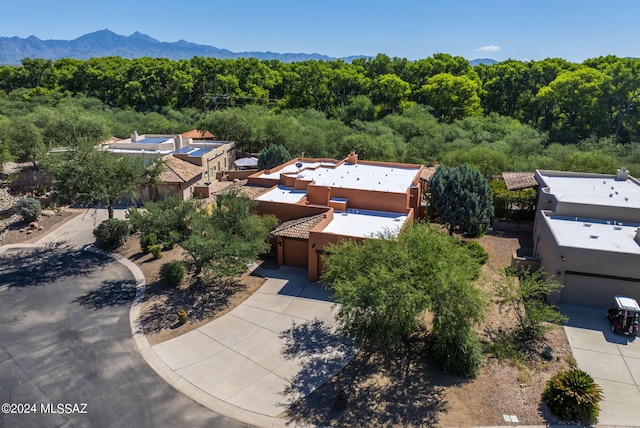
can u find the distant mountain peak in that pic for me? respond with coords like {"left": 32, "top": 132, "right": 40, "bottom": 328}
{"left": 0, "top": 30, "right": 366, "bottom": 65}
{"left": 469, "top": 58, "right": 498, "bottom": 66}
{"left": 129, "top": 31, "right": 158, "bottom": 43}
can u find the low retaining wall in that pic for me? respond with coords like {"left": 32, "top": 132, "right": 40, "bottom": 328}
{"left": 493, "top": 218, "right": 533, "bottom": 232}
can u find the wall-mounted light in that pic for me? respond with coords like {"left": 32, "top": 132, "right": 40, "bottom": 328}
{"left": 561, "top": 256, "right": 566, "bottom": 261}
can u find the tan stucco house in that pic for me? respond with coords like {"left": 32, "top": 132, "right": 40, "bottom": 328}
{"left": 532, "top": 168, "right": 640, "bottom": 307}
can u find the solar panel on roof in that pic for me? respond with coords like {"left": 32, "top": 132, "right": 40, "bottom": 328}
{"left": 173, "top": 146, "right": 196, "bottom": 154}
{"left": 138, "top": 137, "right": 170, "bottom": 144}
{"left": 188, "top": 147, "right": 214, "bottom": 157}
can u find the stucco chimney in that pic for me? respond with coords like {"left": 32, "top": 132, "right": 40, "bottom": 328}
{"left": 131, "top": 131, "right": 138, "bottom": 142}
{"left": 175, "top": 135, "right": 184, "bottom": 149}
{"left": 616, "top": 166, "right": 629, "bottom": 181}
{"left": 347, "top": 150, "right": 358, "bottom": 165}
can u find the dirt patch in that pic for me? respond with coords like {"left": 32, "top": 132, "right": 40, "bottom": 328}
{"left": 114, "top": 235, "right": 267, "bottom": 345}
{"left": 282, "top": 228, "right": 572, "bottom": 427}
{"left": 0, "top": 209, "right": 82, "bottom": 246}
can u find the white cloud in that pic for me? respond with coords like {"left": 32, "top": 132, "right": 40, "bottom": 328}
{"left": 475, "top": 45, "right": 501, "bottom": 52}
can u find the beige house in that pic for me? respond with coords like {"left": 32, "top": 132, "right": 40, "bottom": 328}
{"left": 532, "top": 168, "right": 640, "bottom": 307}
{"left": 153, "top": 156, "right": 203, "bottom": 200}
{"left": 102, "top": 130, "right": 236, "bottom": 200}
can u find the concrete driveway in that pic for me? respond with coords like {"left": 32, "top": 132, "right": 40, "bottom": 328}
{"left": 561, "top": 304, "right": 640, "bottom": 427}
{"left": 0, "top": 245, "right": 244, "bottom": 428}
{"left": 147, "top": 265, "right": 355, "bottom": 428}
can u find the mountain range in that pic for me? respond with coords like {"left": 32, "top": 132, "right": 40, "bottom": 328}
{"left": 0, "top": 29, "right": 497, "bottom": 66}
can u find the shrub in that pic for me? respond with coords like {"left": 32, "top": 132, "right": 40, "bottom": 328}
{"left": 8, "top": 169, "right": 53, "bottom": 196}
{"left": 257, "top": 144, "right": 292, "bottom": 171}
{"left": 543, "top": 369, "right": 603, "bottom": 423}
{"left": 12, "top": 197, "right": 42, "bottom": 222}
{"left": 148, "top": 244, "right": 163, "bottom": 259}
{"left": 490, "top": 180, "right": 536, "bottom": 222}
{"left": 464, "top": 241, "right": 488, "bottom": 265}
{"left": 430, "top": 325, "right": 483, "bottom": 378}
{"left": 93, "top": 218, "right": 130, "bottom": 250}
{"left": 159, "top": 261, "right": 186, "bottom": 287}
{"left": 140, "top": 232, "right": 157, "bottom": 253}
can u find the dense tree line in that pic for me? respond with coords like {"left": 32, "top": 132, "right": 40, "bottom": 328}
{"left": 1, "top": 54, "right": 640, "bottom": 176}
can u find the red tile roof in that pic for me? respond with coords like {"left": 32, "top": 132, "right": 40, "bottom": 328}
{"left": 160, "top": 156, "right": 203, "bottom": 183}
{"left": 181, "top": 129, "right": 215, "bottom": 139}
{"left": 271, "top": 214, "right": 326, "bottom": 239}
{"left": 502, "top": 172, "right": 538, "bottom": 190}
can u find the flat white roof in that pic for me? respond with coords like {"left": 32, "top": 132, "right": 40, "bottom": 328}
{"left": 256, "top": 185, "right": 307, "bottom": 204}
{"left": 257, "top": 162, "right": 420, "bottom": 194}
{"left": 539, "top": 174, "right": 640, "bottom": 209}
{"left": 107, "top": 149, "right": 171, "bottom": 155}
{"left": 321, "top": 209, "right": 408, "bottom": 238}
{"left": 546, "top": 215, "right": 640, "bottom": 255}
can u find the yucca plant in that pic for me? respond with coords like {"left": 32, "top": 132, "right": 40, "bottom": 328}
{"left": 542, "top": 368, "right": 603, "bottom": 423}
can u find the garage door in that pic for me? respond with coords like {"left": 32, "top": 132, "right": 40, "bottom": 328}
{"left": 562, "top": 272, "right": 640, "bottom": 307}
{"left": 283, "top": 238, "right": 308, "bottom": 268}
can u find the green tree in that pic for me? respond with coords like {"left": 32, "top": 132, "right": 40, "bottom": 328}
{"left": 44, "top": 144, "right": 161, "bottom": 218}
{"left": 257, "top": 144, "right": 292, "bottom": 171}
{"left": 369, "top": 73, "right": 411, "bottom": 116}
{"left": 560, "top": 150, "right": 618, "bottom": 173}
{"left": 181, "top": 188, "right": 276, "bottom": 277}
{"left": 127, "top": 196, "right": 200, "bottom": 251}
{"left": 322, "top": 223, "right": 487, "bottom": 377}
{"left": 321, "top": 234, "right": 424, "bottom": 348}
{"left": 7, "top": 116, "right": 46, "bottom": 168}
{"left": 417, "top": 73, "right": 483, "bottom": 122}
{"left": 198, "top": 107, "right": 256, "bottom": 153}
{"left": 443, "top": 146, "right": 510, "bottom": 178}
{"left": 535, "top": 67, "right": 609, "bottom": 142}
{"left": 429, "top": 164, "right": 494, "bottom": 236}
{"left": 0, "top": 116, "right": 12, "bottom": 169}
{"left": 496, "top": 268, "right": 566, "bottom": 341}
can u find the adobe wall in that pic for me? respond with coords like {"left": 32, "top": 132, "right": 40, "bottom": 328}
{"left": 255, "top": 200, "right": 329, "bottom": 222}
{"left": 306, "top": 185, "right": 411, "bottom": 213}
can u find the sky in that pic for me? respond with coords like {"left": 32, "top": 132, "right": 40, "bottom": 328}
{"left": 2, "top": 0, "right": 639, "bottom": 63}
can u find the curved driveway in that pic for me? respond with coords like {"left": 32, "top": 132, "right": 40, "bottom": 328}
{"left": 0, "top": 245, "right": 243, "bottom": 428}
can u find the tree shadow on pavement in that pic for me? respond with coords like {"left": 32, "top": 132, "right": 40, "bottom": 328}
{"left": 0, "top": 242, "right": 113, "bottom": 289}
{"left": 281, "top": 325, "right": 463, "bottom": 427}
{"left": 279, "top": 319, "right": 354, "bottom": 398}
{"left": 140, "top": 277, "right": 245, "bottom": 334}
{"left": 73, "top": 279, "right": 139, "bottom": 309}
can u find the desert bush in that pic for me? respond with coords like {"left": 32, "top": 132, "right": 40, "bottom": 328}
{"left": 542, "top": 368, "right": 603, "bottom": 423}
{"left": 464, "top": 241, "right": 488, "bottom": 265}
{"left": 430, "top": 323, "right": 483, "bottom": 378}
{"left": 12, "top": 197, "right": 42, "bottom": 222}
{"left": 159, "top": 261, "right": 186, "bottom": 287}
{"left": 8, "top": 169, "right": 53, "bottom": 196}
{"left": 140, "top": 232, "right": 157, "bottom": 253}
{"left": 93, "top": 218, "right": 130, "bottom": 250}
{"left": 148, "top": 244, "right": 163, "bottom": 259}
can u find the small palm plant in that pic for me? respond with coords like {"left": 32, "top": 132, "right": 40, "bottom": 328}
{"left": 542, "top": 368, "right": 603, "bottom": 423}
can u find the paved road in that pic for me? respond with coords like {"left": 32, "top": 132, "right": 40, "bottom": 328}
{"left": 0, "top": 246, "right": 245, "bottom": 428}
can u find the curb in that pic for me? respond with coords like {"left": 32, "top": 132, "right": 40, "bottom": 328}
{"left": 91, "top": 247, "right": 294, "bottom": 428}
